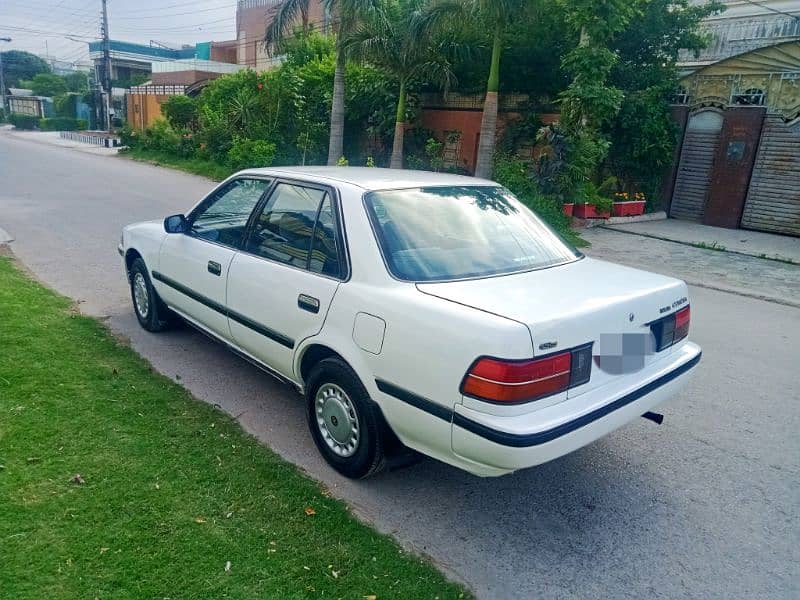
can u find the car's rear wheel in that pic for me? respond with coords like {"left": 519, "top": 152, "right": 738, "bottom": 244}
{"left": 306, "top": 357, "right": 386, "bottom": 479}
{"left": 129, "top": 257, "right": 171, "bottom": 332}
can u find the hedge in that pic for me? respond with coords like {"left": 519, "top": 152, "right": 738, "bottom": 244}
{"left": 8, "top": 113, "right": 40, "bottom": 130}
{"left": 39, "top": 117, "right": 88, "bottom": 131}
{"left": 7, "top": 114, "right": 88, "bottom": 131}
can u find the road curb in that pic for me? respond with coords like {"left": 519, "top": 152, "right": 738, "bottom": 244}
{"left": 682, "top": 279, "right": 800, "bottom": 309}
{"left": 599, "top": 225, "right": 798, "bottom": 265}
{"left": 0, "top": 227, "right": 14, "bottom": 244}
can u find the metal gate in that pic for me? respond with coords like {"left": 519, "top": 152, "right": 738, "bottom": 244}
{"left": 741, "top": 115, "right": 800, "bottom": 237}
{"left": 670, "top": 109, "right": 724, "bottom": 221}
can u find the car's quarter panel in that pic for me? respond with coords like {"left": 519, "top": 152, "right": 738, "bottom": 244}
{"left": 318, "top": 278, "right": 535, "bottom": 466}
{"left": 155, "top": 235, "right": 238, "bottom": 339}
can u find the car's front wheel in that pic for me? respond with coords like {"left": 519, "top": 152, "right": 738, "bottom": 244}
{"left": 129, "top": 257, "right": 171, "bottom": 332}
{"left": 306, "top": 357, "right": 386, "bottom": 479}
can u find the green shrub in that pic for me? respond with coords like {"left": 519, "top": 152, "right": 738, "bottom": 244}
{"left": 119, "top": 124, "right": 139, "bottom": 147}
{"left": 38, "top": 117, "right": 87, "bottom": 131}
{"left": 493, "top": 154, "right": 583, "bottom": 245}
{"left": 8, "top": 113, "right": 40, "bottom": 130}
{"left": 226, "top": 137, "right": 276, "bottom": 171}
{"left": 161, "top": 95, "right": 198, "bottom": 130}
{"left": 0, "top": 108, "right": 5, "bottom": 123}
{"left": 140, "top": 119, "right": 181, "bottom": 154}
{"left": 53, "top": 93, "right": 77, "bottom": 118}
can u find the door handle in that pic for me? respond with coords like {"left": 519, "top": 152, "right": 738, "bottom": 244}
{"left": 298, "top": 294, "right": 320, "bottom": 314}
{"left": 207, "top": 261, "right": 222, "bottom": 276}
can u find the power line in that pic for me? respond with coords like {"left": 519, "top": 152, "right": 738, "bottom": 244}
{"left": 112, "top": 0, "right": 236, "bottom": 15}
{"left": 740, "top": 0, "right": 800, "bottom": 21}
{"left": 114, "top": 3, "right": 237, "bottom": 21}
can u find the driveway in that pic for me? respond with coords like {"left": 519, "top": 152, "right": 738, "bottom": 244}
{"left": 1, "top": 132, "right": 798, "bottom": 599}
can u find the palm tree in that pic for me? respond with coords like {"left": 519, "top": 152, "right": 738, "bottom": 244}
{"left": 346, "top": 0, "right": 462, "bottom": 168}
{"left": 470, "top": 0, "right": 530, "bottom": 179}
{"left": 265, "top": 0, "right": 379, "bottom": 165}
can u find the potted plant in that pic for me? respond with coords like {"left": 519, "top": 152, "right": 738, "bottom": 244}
{"left": 573, "top": 182, "right": 613, "bottom": 218}
{"left": 612, "top": 191, "right": 646, "bottom": 217}
{"left": 562, "top": 200, "right": 575, "bottom": 217}
{"left": 574, "top": 197, "right": 612, "bottom": 219}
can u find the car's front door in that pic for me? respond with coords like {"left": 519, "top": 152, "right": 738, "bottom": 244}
{"left": 226, "top": 180, "right": 347, "bottom": 379}
{"left": 155, "top": 177, "right": 272, "bottom": 339}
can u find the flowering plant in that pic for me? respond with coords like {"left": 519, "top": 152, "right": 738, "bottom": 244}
{"left": 613, "top": 191, "right": 645, "bottom": 202}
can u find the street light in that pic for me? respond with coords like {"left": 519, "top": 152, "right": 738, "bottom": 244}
{"left": 0, "top": 37, "right": 11, "bottom": 116}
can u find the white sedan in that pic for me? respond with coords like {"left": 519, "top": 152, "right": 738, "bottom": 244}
{"left": 119, "top": 167, "right": 701, "bottom": 478}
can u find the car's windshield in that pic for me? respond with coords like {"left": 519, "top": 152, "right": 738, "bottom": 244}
{"left": 364, "top": 186, "right": 581, "bottom": 282}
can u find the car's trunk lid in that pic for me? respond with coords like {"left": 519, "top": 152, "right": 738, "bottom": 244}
{"left": 417, "top": 257, "right": 688, "bottom": 397}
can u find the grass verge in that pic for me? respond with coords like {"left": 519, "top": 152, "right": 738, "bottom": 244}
{"left": 0, "top": 256, "right": 469, "bottom": 599}
{"left": 120, "top": 147, "right": 234, "bottom": 181}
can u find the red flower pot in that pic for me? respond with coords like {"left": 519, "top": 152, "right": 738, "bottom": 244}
{"left": 612, "top": 200, "right": 646, "bottom": 217}
{"left": 562, "top": 203, "right": 574, "bottom": 217}
{"left": 574, "top": 204, "right": 610, "bottom": 219}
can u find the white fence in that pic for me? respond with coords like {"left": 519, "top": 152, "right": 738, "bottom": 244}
{"left": 59, "top": 131, "right": 122, "bottom": 147}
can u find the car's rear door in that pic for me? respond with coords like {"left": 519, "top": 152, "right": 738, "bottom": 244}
{"left": 155, "top": 177, "right": 272, "bottom": 339}
{"left": 226, "top": 179, "right": 347, "bottom": 379}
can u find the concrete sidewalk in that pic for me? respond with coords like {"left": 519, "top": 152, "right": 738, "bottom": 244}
{"left": 604, "top": 219, "right": 799, "bottom": 264}
{"left": 0, "top": 126, "right": 120, "bottom": 157}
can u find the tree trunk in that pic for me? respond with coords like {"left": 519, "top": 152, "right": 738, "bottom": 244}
{"left": 474, "top": 30, "right": 502, "bottom": 179}
{"left": 389, "top": 81, "right": 407, "bottom": 169}
{"left": 327, "top": 47, "right": 346, "bottom": 165}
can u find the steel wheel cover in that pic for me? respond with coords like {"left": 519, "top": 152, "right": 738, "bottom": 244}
{"left": 133, "top": 272, "right": 150, "bottom": 319}
{"left": 315, "top": 383, "right": 360, "bottom": 457}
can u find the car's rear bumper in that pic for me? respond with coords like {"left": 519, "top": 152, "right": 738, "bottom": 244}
{"left": 450, "top": 341, "right": 701, "bottom": 476}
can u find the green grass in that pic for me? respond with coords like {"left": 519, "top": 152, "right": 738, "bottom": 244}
{"left": 121, "top": 147, "right": 234, "bottom": 181}
{"left": 0, "top": 257, "right": 469, "bottom": 600}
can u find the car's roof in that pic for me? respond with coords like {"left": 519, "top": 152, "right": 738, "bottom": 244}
{"left": 237, "top": 166, "right": 498, "bottom": 191}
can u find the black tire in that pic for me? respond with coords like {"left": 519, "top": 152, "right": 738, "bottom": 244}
{"left": 306, "top": 357, "right": 386, "bottom": 479}
{"left": 129, "top": 257, "right": 171, "bottom": 332}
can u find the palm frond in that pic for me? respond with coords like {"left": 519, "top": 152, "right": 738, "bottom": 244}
{"left": 264, "top": 0, "right": 312, "bottom": 49}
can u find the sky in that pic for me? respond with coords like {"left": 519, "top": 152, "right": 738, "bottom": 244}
{"left": 1, "top": 0, "right": 239, "bottom": 66}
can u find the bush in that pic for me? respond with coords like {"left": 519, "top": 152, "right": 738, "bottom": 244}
{"left": 140, "top": 119, "right": 181, "bottom": 154}
{"left": 119, "top": 124, "right": 139, "bottom": 147}
{"left": 8, "top": 113, "right": 40, "bottom": 130}
{"left": 493, "top": 154, "right": 582, "bottom": 245}
{"left": 227, "top": 137, "right": 276, "bottom": 171}
{"left": 161, "top": 95, "right": 198, "bottom": 130}
{"left": 38, "top": 117, "right": 87, "bottom": 131}
{"left": 53, "top": 93, "right": 77, "bottom": 118}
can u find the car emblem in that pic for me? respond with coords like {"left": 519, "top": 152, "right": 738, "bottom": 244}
{"left": 629, "top": 313, "right": 635, "bottom": 322}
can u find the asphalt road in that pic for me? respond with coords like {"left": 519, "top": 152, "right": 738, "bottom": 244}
{"left": 1, "top": 132, "right": 798, "bottom": 599}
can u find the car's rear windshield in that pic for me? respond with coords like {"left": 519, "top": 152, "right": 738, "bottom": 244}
{"left": 364, "top": 186, "right": 581, "bottom": 282}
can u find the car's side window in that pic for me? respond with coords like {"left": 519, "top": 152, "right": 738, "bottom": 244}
{"left": 189, "top": 178, "right": 271, "bottom": 247}
{"left": 309, "top": 196, "right": 342, "bottom": 278}
{"left": 245, "top": 182, "right": 344, "bottom": 278}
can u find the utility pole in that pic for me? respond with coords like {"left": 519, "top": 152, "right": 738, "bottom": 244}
{"left": 0, "top": 37, "right": 11, "bottom": 117}
{"left": 101, "top": 0, "right": 112, "bottom": 131}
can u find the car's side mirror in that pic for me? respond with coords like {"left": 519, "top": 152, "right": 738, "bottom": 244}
{"left": 164, "top": 214, "right": 188, "bottom": 234}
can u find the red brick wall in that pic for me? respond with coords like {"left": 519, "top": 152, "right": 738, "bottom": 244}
{"left": 237, "top": 0, "right": 327, "bottom": 68}
{"left": 417, "top": 109, "right": 559, "bottom": 174}
{"left": 210, "top": 41, "right": 238, "bottom": 64}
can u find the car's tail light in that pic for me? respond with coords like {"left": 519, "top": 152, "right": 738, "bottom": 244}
{"left": 674, "top": 306, "right": 690, "bottom": 341}
{"left": 650, "top": 305, "right": 690, "bottom": 352}
{"left": 461, "top": 344, "right": 593, "bottom": 404}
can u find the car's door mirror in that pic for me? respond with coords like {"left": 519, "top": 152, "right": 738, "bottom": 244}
{"left": 164, "top": 214, "right": 188, "bottom": 234}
